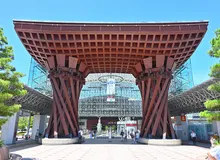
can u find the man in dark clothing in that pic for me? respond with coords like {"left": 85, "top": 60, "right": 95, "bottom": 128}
{"left": 120, "top": 130, "right": 124, "bottom": 141}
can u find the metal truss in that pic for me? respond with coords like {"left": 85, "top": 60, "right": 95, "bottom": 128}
{"left": 79, "top": 96, "right": 142, "bottom": 117}
{"left": 169, "top": 78, "right": 220, "bottom": 116}
{"left": 169, "top": 59, "right": 194, "bottom": 97}
{"left": 28, "top": 58, "right": 52, "bottom": 97}
{"left": 13, "top": 85, "right": 52, "bottom": 114}
{"left": 12, "top": 79, "right": 219, "bottom": 118}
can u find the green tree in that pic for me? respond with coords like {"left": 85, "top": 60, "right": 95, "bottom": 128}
{"left": 18, "top": 116, "right": 33, "bottom": 131}
{"left": 0, "top": 28, "right": 27, "bottom": 128}
{"left": 105, "top": 125, "right": 109, "bottom": 131}
{"left": 200, "top": 29, "right": 220, "bottom": 121}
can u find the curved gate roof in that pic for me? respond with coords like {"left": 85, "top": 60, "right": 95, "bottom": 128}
{"left": 14, "top": 20, "right": 208, "bottom": 75}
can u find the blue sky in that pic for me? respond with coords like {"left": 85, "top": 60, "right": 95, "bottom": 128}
{"left": 0, "top": 0, "right": 219, "bottom": 85}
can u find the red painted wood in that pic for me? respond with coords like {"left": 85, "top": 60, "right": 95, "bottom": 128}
{"left": 56, "top": 55, "right": 66, "bottom": 67}
{"left": 151, "top": 87, "right": 169, "bottom": 136}
{"left": 59, "top": 77, "right": 77, "bottom": 135}
{"left": 141, "top": 76, "right": 162, "bottom": 135}
{"left": 134, "top": 62, "right": 143, "bottom": 73}
{"left": 69, "top": 57, "right": 78, "bottom": 69}
{"left": 141, "top": 80, "right": 145, "bottom": 100}
{"left": 143, "top": 78, "right": 151, "bottom": 117}
{"left": 171, "top": 62, "right": 177, "bottom": 72}
{"left": 131, "top": 68, "right": 138, "bottom": 78}
{"left": 167, "top": 110, "right": 175, "bottom": 139}
{"left": 162, "top": 94, "right": 168, "bottom": 139}
{"left": 78, "top": 62, "right": 87, "bottom": 72}
{"left": 144, "top": 78, "right": 170, "bottom": 136}
{"left": 52, "top": 87, "right": 69, "bottom": 135}
{"left": 76, "top": 81, "right": 80, "bottom": 100}
{"left": 143, "top": 57, "right": 152, "bottom": 69}
{"left": 52, "top": 77, "right": 74, "bottom": 136}
{"left": 47, "top": 56, "right": 55, "bottom": 69}
{"left": 166, "top": 57, "right": 174, "bottom": 70}
{"left": 156, "top": 55, "right": 165, "bottom": 68}
{"left": 70, "top": 79, "right": 78, "bottom": 115}
{"left": 83, "top": 68, "right": 90, "bottom": 78}
{"left": 44, "top": 61, "right": 50, "bottom": 70}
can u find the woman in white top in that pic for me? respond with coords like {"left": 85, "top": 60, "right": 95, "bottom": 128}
{"left": 190, "top": 131, "right": 196, "bottom": 145}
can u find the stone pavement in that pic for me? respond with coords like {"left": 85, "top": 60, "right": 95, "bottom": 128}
{"left": 10, "top": 139, "right": 210, "bottom": 160}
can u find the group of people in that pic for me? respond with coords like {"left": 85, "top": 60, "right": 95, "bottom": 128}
{"left": 120, "top": 129, "right": 140, "bottom": 143}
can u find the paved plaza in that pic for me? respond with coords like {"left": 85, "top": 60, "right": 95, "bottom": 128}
{"left": 10, "top": 139, "right": 210, "bottom": 160}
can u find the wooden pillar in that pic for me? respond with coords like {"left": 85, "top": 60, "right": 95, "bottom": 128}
{"left": 136, "top": 56, "right": 176, "bottom": 139}
{"left": 45, "top": 56, "right": 87, "bottom": 138}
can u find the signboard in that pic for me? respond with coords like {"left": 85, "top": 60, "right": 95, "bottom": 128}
{"left": 181, "top": 115, "right": 186, "bottom": 122}
{"left": 107, "top": 79, "right": 115, "bottom": 102}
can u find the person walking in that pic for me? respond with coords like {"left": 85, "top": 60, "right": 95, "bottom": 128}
{"left": 124, "top": 130, "right": 127, "bottom": 142}
{"left": 89, "top": 130, "right": 93, "bottom": 139}
{"left": 120, "top": 130, "right": 124, "bottom": 141}
{"left": 94, "top": 130, "right": 97, "bottom": 139}
{"left": 108, "top": 129, "right": 112, "bottom": 142}
{"left": 135, "top": 130, "right": 140, "bottom": 143}
{"left": 78, "top": 129, "right": 82, "bottom": 143}
{"left": 190, "top": 130, "right": 197, "bottom": 145}
{"left": 130, "top": 129, "right": 135, "bottom": 144}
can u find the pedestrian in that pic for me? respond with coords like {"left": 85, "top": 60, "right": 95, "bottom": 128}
{"left": 108, "top": 129, "right": 112, "bottom": 142}
{"left": 89, "top": 130, "right": 93, "bottom": 139}
{"left": 124, "top": 130, "right": 127, "bottom": 142}
{"left": 120, "top": 130, "right": 124, "bottom": 141}
{"left": 130, "top": 129, "right": 135, "bottom": 144}
{"left": 135, "top": 130, "right": 140, "bottom": 143}
{"left": 78, "top": 129, "right": 82, "bottom": 143}
{"left": 190, "top": 130, "right": 197, "bottom": 145}
{"left": 94, "top": 130, "right": 96, "bottom": 139}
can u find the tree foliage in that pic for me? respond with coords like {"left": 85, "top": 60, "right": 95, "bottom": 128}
{"left": 200, "top": 29, "right": 220, "bottom": 121}
{"left": 18, "top": 116, "right": 33, "bottom": 131}
{"left": 0, "top": 28, "right": 27, "bottom": 127}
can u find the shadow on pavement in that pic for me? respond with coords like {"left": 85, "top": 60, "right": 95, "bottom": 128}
{"left": 83, "top": 138, "right": 143, "bottom": 145}
{"left": 182, "top": 141, "right": 211, "bottom": 149}
{"left": 9, "top": 144, "right": 40, "bottom": 152}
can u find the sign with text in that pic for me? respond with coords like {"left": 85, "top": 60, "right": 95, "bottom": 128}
{"left": 107, "top": 79, "right": 115, "bottom": 102}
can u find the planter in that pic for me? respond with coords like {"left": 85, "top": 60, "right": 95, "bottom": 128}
{"left": 0, "top": 146, "right": 9, "bottom": 160}
{"left": 41, "top": 138, "right": 79, "bottom": 145}
{"left": 138, "top": 138, "right": 182, "bottom": 146}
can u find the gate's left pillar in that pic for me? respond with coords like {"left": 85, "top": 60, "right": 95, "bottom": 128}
{"left": 1, "top": 112, "right": 19, "bottom": 145}
{"left": 44, "top": 55, "right": 88, "bottom": 138}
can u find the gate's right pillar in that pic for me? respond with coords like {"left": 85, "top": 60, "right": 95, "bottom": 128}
{"left": 134, "top": 55, "right": 176, "bottom": 139}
